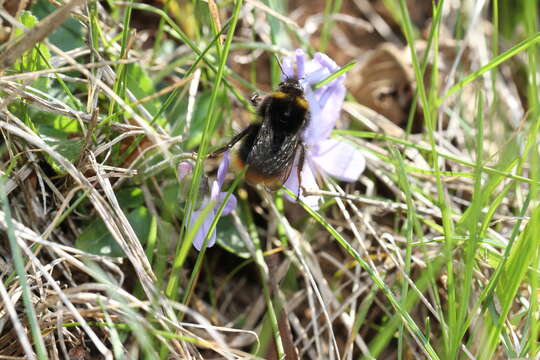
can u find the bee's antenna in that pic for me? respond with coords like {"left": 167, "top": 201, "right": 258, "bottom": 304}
{"left": 273, "top": 53, "right": 286, "bottom": 76}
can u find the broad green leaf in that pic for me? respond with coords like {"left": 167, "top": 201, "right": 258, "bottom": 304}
{"left": 76, "top": 207, "right": 153, "bottom": 257}
{"left": 181, "top": 90, "right": 227, "bottom": 150}
{"left": 76, "top": 217, "right": 125, "bottom": 257}
{"left": 37, "top": 122, "right": 82, "bottom": 164}
{"left": 125, "top": 64, "right": 165, "bottom": 124}
{"left": 216, "top": 216, "right": 249, "bottom": 259}
{"left": 116, "top": 187, "right": 145, "bottom": 209}
{"left": 155, "top": 182, "right": 181, "bottom": 223}
{"left": 14, "top": 11, "right": 52, "bottom": 92}
{"left": 31, "top": 0, "right": 85, "bottom": 51}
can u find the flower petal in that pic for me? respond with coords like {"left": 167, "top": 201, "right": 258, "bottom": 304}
{"left": 301, "top": 62, "right": 347, "bottom": 144}
{"left": 302, "top": 86, "right": 325, "bottom": 145}
{"left": 304, "top": 84, "right": 346, "bottom": 144}
{"left": 314, "top": 53, "right": 341, "bottom": 77}
{"left": 303, "top": 67, "right": 330, "bottom": 86}
{"left": 303, "top": 52, "right": 342, "bottom": 87}
{"left": 320, "top": 82, "right": 345, "bottom": 110}
{"left": 295, "top": 49, "right": 305, "bottom": 78}
{"left": 190, "top": 208, "right": 217, "bottom": 251}
{"left": 216, "top": 150, "right": 231, "bottom": 187}
{"left": 217, "top": 192, "right": 237, "bottom": 216}
{"left": 283, "top": 158, "right": 322, "bottom": 210}
{"left": 177, "top": 161, "right": 193, "bottom": 182}
{"left": 312, "top": 138, "right": 365, "bottom": 182}
{"left": 210, "top": 180, "right": 220, "bottom": 201}
{"left": 281, "top": 56, "right": 294, "bottom": 79}
{"left": 319, "top": 83, "right": 346, "bottom": 139}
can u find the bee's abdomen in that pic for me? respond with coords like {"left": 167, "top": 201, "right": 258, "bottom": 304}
{"left": 233, "top": 151, "right": 283, "bottom": 189}
{"left": 234, "top": 123, "right": 296, "bottom": 187}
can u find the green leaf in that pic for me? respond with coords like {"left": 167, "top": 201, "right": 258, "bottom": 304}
{"left": 52, "top": 114, "right": 80, "bottom": 133}
{"left": 155, "top": 183, "right": 181, "bottom": 222}
{"left": 37, "top": 122, "right": 82, "bottom": 163}
{"left": 116, "top": 187, "right": 145, "bottom": 209}
{"left": 76, "top": 207, "right": 153, "bottom": 257}
{"left": 216, "top": 216, "right": 249, "bottom": 259}
{"left": 14, "top": 11, "right": 52, "bottom": 92}
{"left": 9, "top": 107, "right": 83, "bottom": 174}
{"left": 181, "top": 90, "right": 227, "bottom": 150}
{"left": 76, "top": 218, "right": 124, "bottom": 257}
{"left": 125, "top": 64, "right": 164, "bottom": 124}
{"left": 168, "top": 96, "right": 188, "bottom": 137}
{"left": 31, "top": 0, "right": 85, "bottom": 51}
{"left": 15, "top": 11, "right": 38, "bottom": 35}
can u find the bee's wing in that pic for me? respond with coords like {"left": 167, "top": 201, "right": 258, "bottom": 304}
{"left": 259, "top": 120, "right": 301, "bottom": 190}
{"left": 255, "top": 110, "right": 298, "bottom": 157}
{"left": 271, "top": 153, "right": 296, "bottom": 190}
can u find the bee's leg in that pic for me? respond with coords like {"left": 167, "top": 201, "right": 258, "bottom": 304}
{"left": 208, "top": 124, "right": 256, "bottom": 158}
{"left": 296, "top": 143, "right": 307, "bottom": 199}
{"left": 250, "top": 93, "right": 262, "bottom": 106}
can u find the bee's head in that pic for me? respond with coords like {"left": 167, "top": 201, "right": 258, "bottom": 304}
{"left": 278, "top": 77, "right": 304, "bottom": 97}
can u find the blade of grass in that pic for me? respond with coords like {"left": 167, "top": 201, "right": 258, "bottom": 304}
{"left": 522, "top": 1, "right": 539, "bottom": 357}
{"left": 390, "top": 146, "right": 418, "bottom": 360}
{"left": 453, "top": 91, "right": 484, "bottom": 358}
{"left": 396, "top": 0, "right": 456, "bottom": 354}
{"left": 180, "top": 166, "right": 247, "bottom": 309}
{"left": 116, "top": 20, "right": 232, "bottom": 168}
{"left": 319, "top": 0, "right": 343, "bottom": 52}
{"left": 151, "top": 0, "right": 172, "bottom": 62}
{"left": 439, "top": 32, "right": 540, "bottom": 105}
{"left": 165, "top": 0, "right": 243, "bottom": 302}
{"left": 124, "top": 2, "right": 246, "bottom": 104}
{"left": 366, "top": 255, "right": 447, "bottom": 359}
{"left": 262, "top": 0, "right": 288, "bottom": 85}
{"left": 480, "top": 204, "right": 540, "bottom": 359}
{"left": 106, "top": 0, "right": 134, "bottom": 124}
{"left": 182, "top": 1, "right": 241, "bottom": 239}
{"left": 242, "top": 197, "right": 285, "bottom": 359}
{"left": 0, "top": 180, "right": 47, "bottom": 359}
{"left": 404, "top": 0, "right": 445, "bottom": 136}
{"left": 283, "top": 187, "right": 440, "bottom": 359}
{"left": 334, "top": 130, "right": 539, "bottom": 185}
{"left": 313, "top": 60, "right": 356, "bottom": 89}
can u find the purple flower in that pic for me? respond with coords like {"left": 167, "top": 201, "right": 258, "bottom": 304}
{"left": 281, "top": 49, "right": 366, "bottom": 209}
{"left": 189, "top": 151, "right": 237, "bottom": 251}
{"left": 177, "top": 161, "right": 194, "bottom": 182}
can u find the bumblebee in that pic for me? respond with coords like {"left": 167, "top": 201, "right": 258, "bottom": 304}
{"left": 211, "top": 76, "right": 309, "bottom": 192}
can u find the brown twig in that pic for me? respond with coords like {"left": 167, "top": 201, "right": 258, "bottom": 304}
{"left": 0, "top": 0, "right": 87, "bottom": 70}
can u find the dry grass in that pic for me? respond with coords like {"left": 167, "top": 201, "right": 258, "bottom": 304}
{"left": 0, "top": 0, "right": 538, "bottom": 359}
